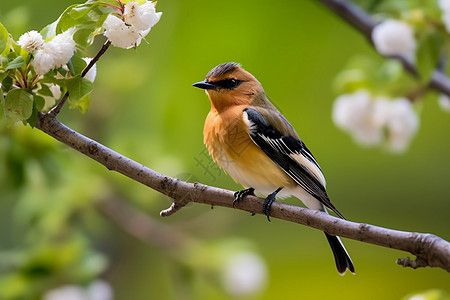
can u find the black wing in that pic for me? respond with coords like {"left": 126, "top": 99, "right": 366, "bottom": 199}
{"left": 244, "top": 108, "right": 345, "bottom": 219}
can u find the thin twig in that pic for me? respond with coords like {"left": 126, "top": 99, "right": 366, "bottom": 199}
{"left": 97, "top": 196, "right": 190, "bottom": 249}
{"left": 81, "top": 41, "right": 111, "bottom": 77}
{"left": 48, "top": 41, "right": 112, "bottom": 117}
{"left": 319, "top": 0, "right": 450, "bottom": 96}
{"left": 35, "top": 111, "right": 450, "bottom": 272}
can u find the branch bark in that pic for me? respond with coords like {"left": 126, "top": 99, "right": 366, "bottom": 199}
{"left": 35, "top": 112, "right": 450, "bottom": 272}
{"left": 319, "top": 0, "right": 450, "bottom": 96}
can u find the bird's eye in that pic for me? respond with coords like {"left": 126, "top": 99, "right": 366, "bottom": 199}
{"left": 213, "top": 78, "right": 242, "bottom": 90}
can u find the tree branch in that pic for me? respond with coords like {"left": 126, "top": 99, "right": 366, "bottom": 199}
{"left": 319, "top": 0, "right": 450, "bottom": 96}
{"left": 35, "top": 112, "right": 450, "bottom": 272}
{"left": 48, "top": 41, "right": 112, "bottom": 117}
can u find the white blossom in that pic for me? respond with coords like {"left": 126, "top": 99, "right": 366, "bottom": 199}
{"left": 438, "top": 94, "right": 450, "bottom": 112}
{"left": 385, "top": 98, "right": 419, "bottom": 152}
{"left": 124, "top": 1, "right": 162, "bottom": 32}
{"left": 439, "top": 0, "right": 450, "bottom": 10}
{"left": 332, "top": 90, "right": 382, "bottom": 145}
{"left": 82, "top": 57, "right": 97, "bottom": 82}
{"left": 32, "top": 43, "right": 58, "bottom": 75}
{"left": 103, "top": 14, "right": 142, "bottom": 49}
{"left": 103, "top": 1, "right": 162, "bottom": 49}
{"left": 332, "top": 91, "right": 419, "bottom": 151}
{"left": 372, "top": 20, "right": 416, "bottom": 58}
{"left": 86, "top": 281, "right": 113, "bottom": 300}
{"left": 407, "top": 297, "right": 426, "bottom": 300}
{"left": 222, "top": 252, "right": 267, "bottom": 297}
{"left": 44, "top": 286, "right": 85, "bottom": 300}
{"left": 371, "top": 96, "right": 391, "bottom": 128}
{"left": 49, "top": 28, "right": 76, "bottom": 68}
{"left": 17, "top": 30, "right": 44, "bottom": 52}
{"left": 44, "top": 280, "right": 113, "bottom": 300}
{"left": 42, "top": 83, "right": 62, "bottom": 111}
{"left": 439, "top": 0, "right": 450, "bottom": 32}
{"left": 32, "top": 29, "right": 76, "bottom": 75}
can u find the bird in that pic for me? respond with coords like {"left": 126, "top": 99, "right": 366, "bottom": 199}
{"left": 193, "top": 62, "right": 355, "bottom": 275}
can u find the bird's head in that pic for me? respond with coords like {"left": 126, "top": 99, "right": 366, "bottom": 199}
{"left": 193, "top": 62, "right": 264, "bottom": 112}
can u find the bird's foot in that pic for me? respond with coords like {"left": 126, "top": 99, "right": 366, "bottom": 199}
{"left": 263, "top": 187, "right": 282, "bottom": 222}
{"left": 233, "top": 187, "right": 255, "bottom": 208}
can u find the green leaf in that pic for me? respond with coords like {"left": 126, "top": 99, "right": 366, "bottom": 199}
{"left": 67, "top": 54, "right": 87, "bottom": 76}
{"left": 66, "top": 76, "right": 93, "bottom": 106}
{"left": 69, "top": 94, "right": 90, "bottom": 114}
{"left": 0, "top": 22, "right": 8, "bottom": 54}
{"left": 56, "top": 67, "right": 68, "bottom": 77}
{"left": 55, "top": 4, "right": 113, "bottom": 47}
{"left": 1, "top": 55, "right": 8, "bottom": 68}
{"left": 333, "top": 69, "right": 370, "bottom": 93}
{"left": 40, "top": 21, "right": 57, "bottom": 40}
{"left": 37, "top": 83, "right": 53, "bottom": 97}
{"left": 4, "top": 88, "right": 33, "bottom": 122}
{"left": 5, "top": 56, "right": 24, "bottom": 70}
{"left": 33, "top": 95, "right": 46, "bottom": 111}
{"left": 0, "top": 70, "right": 7, "bottom": 82}
{"left": 122, "top": 0, "right": 146, "bottom": 4}
{"left": 70, "top": 1, "right": 101, "bottom": 19}
{"left": 2, "top": 75, "right": 13, "bottom": 92}
{"left": 0, "top": 87, "right": 5, "bottom": 118}
{"left": 27, "top": 101, "right": 38, "bottom": 128}
{"left": 416, "top": 30, "right": 445, "bottom": 83}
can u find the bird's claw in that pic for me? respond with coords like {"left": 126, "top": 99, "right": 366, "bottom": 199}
{"left": 263, "top": 187, "right": 282, "bottom": 222}
{"left": 263, "top": 194, "right": 276, "bottom": 222}
{"left": 233, "top": 187, "right": 255, "bottom": 208}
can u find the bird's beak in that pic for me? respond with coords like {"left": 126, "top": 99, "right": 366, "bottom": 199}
{"left": 192, "top": 81, "right": 217, "bottom": 90}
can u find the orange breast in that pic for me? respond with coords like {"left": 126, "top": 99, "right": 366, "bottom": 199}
{"left": 203, "top": 106, "right": 294, "bottom": 194}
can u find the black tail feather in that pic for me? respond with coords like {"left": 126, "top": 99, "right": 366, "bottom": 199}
{"left": 324, "top": 232, "right": 355, "bottom": 275}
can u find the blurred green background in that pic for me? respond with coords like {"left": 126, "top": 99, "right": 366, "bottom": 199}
{"left": 1, "top": 0, "right": 450, "bottom": 299}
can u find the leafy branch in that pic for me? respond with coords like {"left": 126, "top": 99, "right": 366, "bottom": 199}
{"left": 48, "top": 40, "right": 112, "bottom": 117}
{"left": 35, "top": 111, "right": 450, "bottom": 272}
{"left": 319, "top": 0, "right": 450, "bottom": 96}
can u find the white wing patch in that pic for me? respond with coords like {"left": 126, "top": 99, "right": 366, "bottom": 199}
{"left": 290, "top": 153, "right": 326, "bottom": 187}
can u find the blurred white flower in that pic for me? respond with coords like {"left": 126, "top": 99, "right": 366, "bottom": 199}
{"left": 82, "top": 57, "right": 97, "bottom": 82}
{"left": 372, "top": 20, "right": 416, "bottom": 58}
{"left": 44, "top": 280, "right": 113, "bottom": 300}
{"left": 407, "top": 296, "right": 426, "bottom": 300}
{"left": 371, "top": 96, "right": 391, "bottom": 128}
{"left": 124, "top": 1, "right": 162, "bottom": 32}
{"left": 332, "top": 91, "right": 419, "bottom": 151}
{"left": 439, "top": 0, "right": 450, "bottom": 11}
{"left": 44, "top": 285, "right": 86, "bottom": 300}
{"left": 405, "top": 289, "right": 450, "bottom": 300}
{"left": 32, "top": 28, "right": 76, "bottom": 75}
{"left": 332, "top": 90, "right": 382, "bottom": 145}
{"left": 386, "top": 98, "right": 419, "bottom": 152}
{"left": 103, "top": 1, "right": 161, "bottom": 49}
{"left": 87, "top": 280, "right": 113, "bottom": 300}
{"left": 222, "top": 252, "right": 267, "bottom": 297}
{"left": 17, "top": 30, "right": 44, "bottom": 52}
{"left": 439, "top": 0, "right": 450, "bottom": 32}
{"left": 438, "top": 94, "right": 450, "bottom": 112}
